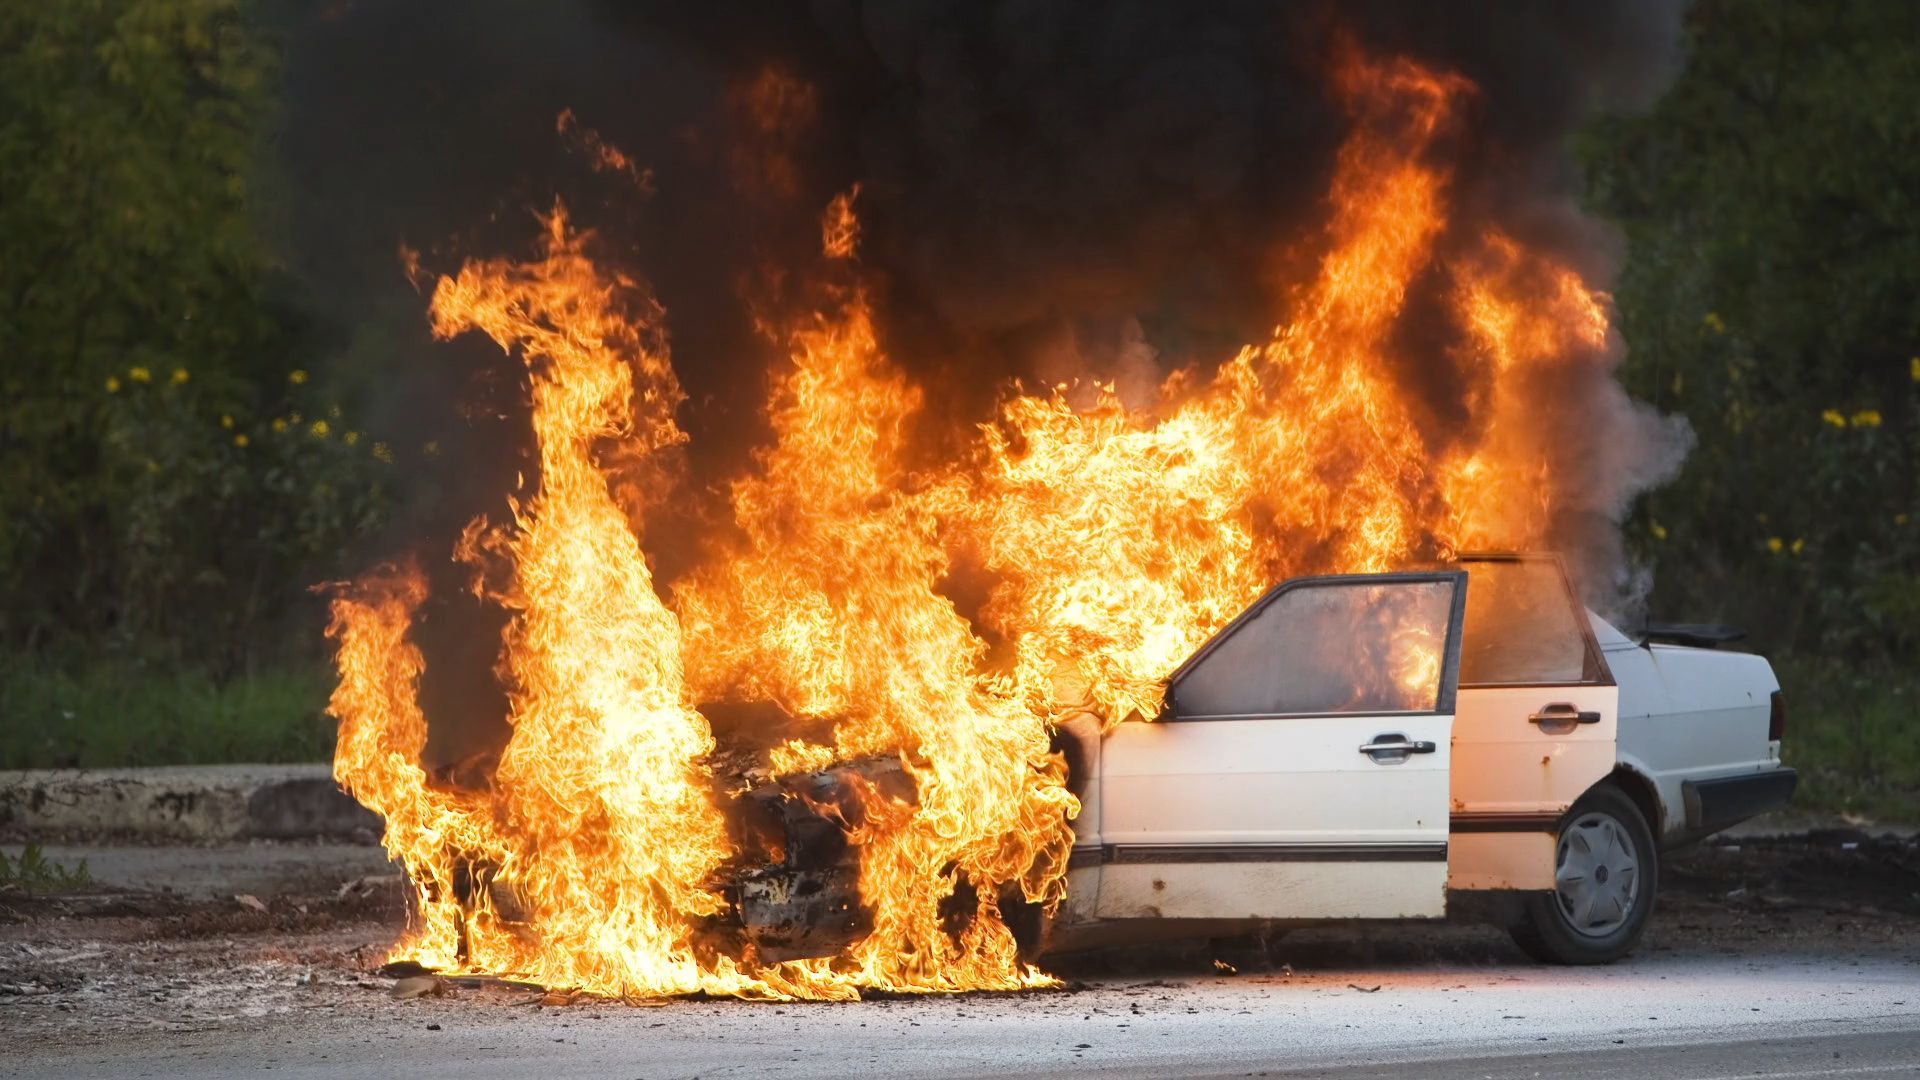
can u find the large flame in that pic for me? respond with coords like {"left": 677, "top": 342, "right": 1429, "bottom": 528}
{"left": 329, "top": 52, "right": 1626, "bottom": 1000}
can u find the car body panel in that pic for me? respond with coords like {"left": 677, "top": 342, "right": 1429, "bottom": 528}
{"left": 1604, "top": 631, "right": 1782, "bottom": 843}
{"left": 1093, "top": 572, "right": 1465, "bottom": 921}
{"left": 1445, "top": 555, "right": 1621, "bottom": 891}
{"left": 1449, "top": 684, "right": 1618, "bottom": 890}
{"left": 1098, "top": 713, "right": 1455, "bottom": 918}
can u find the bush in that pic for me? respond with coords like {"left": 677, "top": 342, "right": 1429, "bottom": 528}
{"left": 1773, "top": 653, "right": 1920, "bottom": 822}
{"left": 0, "top": 652, "right": 334, "bottom": 769}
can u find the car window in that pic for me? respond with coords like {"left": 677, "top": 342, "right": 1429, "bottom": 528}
{"left": 1170, "top": 578, "right": 1457, "bottom": 718}
{"left": 1458, "top": 558, "right": 1600, "bottom": 685}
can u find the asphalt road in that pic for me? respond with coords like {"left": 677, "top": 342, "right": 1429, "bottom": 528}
{"left": 6, "top": 947, "right": 1917, "bottom": 1079}
{"left": 4, "top": 836, "right": 1917, "bottom": 1078}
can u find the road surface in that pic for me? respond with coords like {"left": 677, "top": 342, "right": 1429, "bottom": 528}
{"left": 3, "top": 837, "right": 1916, "bottom": 1078}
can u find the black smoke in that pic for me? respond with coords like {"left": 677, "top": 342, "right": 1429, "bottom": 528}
{"left": 273, "top": 1, "right": 1686, "bottom": 748}
{"left": 276, "top": 0, "right": 1681, "bottom": 439}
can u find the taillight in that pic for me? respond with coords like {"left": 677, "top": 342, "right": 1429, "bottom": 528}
{"left": 1769, "top": 690, "right": 1786, "bottom": 742}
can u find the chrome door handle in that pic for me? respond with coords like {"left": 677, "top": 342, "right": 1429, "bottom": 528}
{"left": 1359, "top": 736, "right": 1437, "bottom": 755}
{"left": 1529, "top": 702, "right": 1602, "bottom": 725}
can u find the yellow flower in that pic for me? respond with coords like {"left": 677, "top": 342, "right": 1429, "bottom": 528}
{"left": 220, "top": 414, "right": 234, "bottom": 429}
{"left": 1767, "top": 537, "right": 1784, "bottom": 554}
{"left": 1850, "top": 409, "right": 1882, "bottom": 428}
{"left": 1897, "top": 513, "right": 1910, "bottom": 526}
{"left": 288, "top": 369, "right": 309, "bottom": 385}
{"left": 271, "top": 418, "right": 288, "bottom": 433}
{"left": 1911, "top": 357, "right": 1920, "bottom": 382}
{"left": 372, "top": 441, "right": 394, "bottom": 463}
{"left": 104, "top": 376, "right": 121, "bottom": 393}
{"left": 1790, "top": 538, "right": 1805, "bottom": 556}
{"left": 233, "top": 433, "right": 250, "bottom": 448}
{"left": 423, "top": 440, "right": 440, "bottom": 458}
{"left": 1821, "top": 409, "right": 1847, "bottom": 428}
{"left": 128, "top": 366, "right": 151, "bottom": 384}
{"left": 343, "top": 430, "right": 361, "bottom": 446}
{"left": 1703, "top": 312, "right": 1726, "bottom": 334}
{"left": 309, "top": 419, "right": 331, "bottom": 438}
{"left": 1649, "top": 521, "right": 1668, "bottom": 541}
{"left": 170, "top": 367, "right": 189, "bottom": 385}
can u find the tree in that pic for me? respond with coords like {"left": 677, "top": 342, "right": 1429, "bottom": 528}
{"left": 1582, "top": 0, "right": 1920, "bottom": 660}
{"left": 0, "top": 0, "right": 387, "bottom": 670}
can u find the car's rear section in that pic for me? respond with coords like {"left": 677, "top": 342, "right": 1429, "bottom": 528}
{"left": 1493, "top": 611, "right": 1798, "bottom": 965}
{"left": 1599, "top": 617, "right": 1797, "bottom": 849}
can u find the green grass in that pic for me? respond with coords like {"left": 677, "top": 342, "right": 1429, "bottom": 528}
{"left": 1775, "top": 653, "right": 1920, "bottom": 823}
{"left": 0, "top": 655, "right": 335, "bottom": 769}
{"left": 0, "top": 842, "right": 92, "bottom": 892}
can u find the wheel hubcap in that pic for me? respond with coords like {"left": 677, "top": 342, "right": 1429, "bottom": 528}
{"left": 1554, "top": 811, "right": 1640, "bottom": 938}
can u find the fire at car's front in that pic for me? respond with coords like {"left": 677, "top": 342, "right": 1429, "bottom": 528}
{"left": 327, "top": 48, "right": 1656, "bottom": 1002}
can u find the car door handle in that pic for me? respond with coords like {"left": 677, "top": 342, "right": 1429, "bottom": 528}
{"left": 1358, "top": 737, "right": 1437, "bottom": 755}
{"left": 1529, "top": 702, "right": 1602, "bottom": 725}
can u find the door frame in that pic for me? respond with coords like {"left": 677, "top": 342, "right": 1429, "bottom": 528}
{"left": 1161, "top": 570, "right": 1470, "bottom": 722}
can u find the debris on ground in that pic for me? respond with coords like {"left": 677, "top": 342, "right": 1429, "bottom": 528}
{"left": 391, "top": 975, "right": 453, "bottom": 1000}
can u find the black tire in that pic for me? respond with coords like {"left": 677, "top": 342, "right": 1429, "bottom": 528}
{"left": 1510, "top": 783, "right": 1658, "bottom": 965}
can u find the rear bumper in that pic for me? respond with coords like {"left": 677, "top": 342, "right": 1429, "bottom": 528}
{"left": 1682, "top": 767, "right": 1798, "bottom": 833}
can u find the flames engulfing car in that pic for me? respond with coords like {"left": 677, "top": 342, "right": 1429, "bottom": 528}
{"left": 735, "top": 553, "right": 1796, "bottom": 965}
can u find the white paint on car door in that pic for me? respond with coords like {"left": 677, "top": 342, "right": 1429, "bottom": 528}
{"left": 1095, "top": 572, "right": 1466, "bottom": 921}
{"left": 1448, "top": 555, "right": 1618, "bottom": 891}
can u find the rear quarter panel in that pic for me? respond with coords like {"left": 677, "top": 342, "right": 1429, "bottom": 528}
{"left": 1610, "top": 644, "right": 1781, "bottom": 841}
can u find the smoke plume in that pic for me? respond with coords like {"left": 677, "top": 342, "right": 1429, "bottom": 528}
{"left": 276, "top": 0, "right": 1689, "bottom": 641}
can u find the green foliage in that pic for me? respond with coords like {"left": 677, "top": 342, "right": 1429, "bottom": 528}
{"left": 0, "top": 651, "right": 333, "bottom": 769}
{"left": 1581, "top": 0, "right": 1920, "bottom": 661}
{"left": 1774, "top": 654, "right": 1920, "bottom": 822}
{"left": 0, "top": 0, "right": 391, "bottom": 673}
{"left": 0, "top": 843, "right": 94, "bottom": 893}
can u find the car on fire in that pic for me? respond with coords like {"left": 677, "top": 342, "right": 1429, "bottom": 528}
{"left": 733, "top": 552, "right": 1796, "bottom": 965}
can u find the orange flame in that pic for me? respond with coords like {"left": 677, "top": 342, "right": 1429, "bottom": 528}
{"left": 676, "top": 271, "right": 1074, "bottom": 993}
{"left": 330, "top": 51, "right": 1629, "bottom": 1000}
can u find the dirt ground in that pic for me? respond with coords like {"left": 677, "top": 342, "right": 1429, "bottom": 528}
{"left": 2, "top": 830, "right": 1916, "bottom": 1044}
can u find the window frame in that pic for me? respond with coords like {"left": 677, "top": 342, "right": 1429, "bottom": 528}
{"left": 1453, "top": 552, "right": 1615, "bottom": 690}
{"left": 1163, "top": 570, "right": 1469, "bottom": 722}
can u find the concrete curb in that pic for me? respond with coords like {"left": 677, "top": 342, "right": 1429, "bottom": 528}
{"left": 0, "top": 764, "right": 380, "bottom": 843}
{"left": 1, "top": 765, "right": 1908, "bottom": 846}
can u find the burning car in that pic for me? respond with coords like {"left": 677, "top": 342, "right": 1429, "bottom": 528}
{"left": 738, "top": 552, "right": 1794, "bottom": 966}
{"left": 327, "top": 45, "right": 1761, "bottom": 997}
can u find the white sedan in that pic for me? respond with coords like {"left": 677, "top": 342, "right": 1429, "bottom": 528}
{"left": 1041, "top": 552, "right": 1796, "bottom": 964}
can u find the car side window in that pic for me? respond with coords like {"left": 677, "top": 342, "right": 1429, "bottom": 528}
{"left": 1457, "top": 557, "right": 1605, "bottom": 686}
{"left": 1169, "top": 578, "right": 1458, "bottom": 719}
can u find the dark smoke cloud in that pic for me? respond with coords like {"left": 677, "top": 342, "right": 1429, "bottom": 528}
{"left": 612, "top": 0, "right": 1683, "bottom": 421}
{"left": 273, "top": 0, "right": 1686, "bottom": 718}
{"left": 276, "top": 0, "right": 1682, "bottom": 427}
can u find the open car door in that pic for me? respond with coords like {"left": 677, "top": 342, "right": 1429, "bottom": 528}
{"left": 1097, "top": 572, "right": 1467, "bottom": 921}
{"left": 1448, "top": 553, "right": 1618, "bottom": 891}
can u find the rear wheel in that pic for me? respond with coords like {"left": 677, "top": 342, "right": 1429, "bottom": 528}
{"left": 1510, "top": 783, "right": 1657, "bottom": 965}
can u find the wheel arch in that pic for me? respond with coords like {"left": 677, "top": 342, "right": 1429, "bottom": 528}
{"left": 1595, "top": 764, "right": 1663, "bottom": 846}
